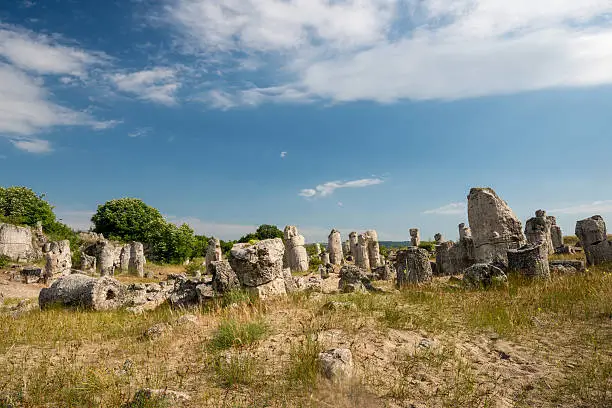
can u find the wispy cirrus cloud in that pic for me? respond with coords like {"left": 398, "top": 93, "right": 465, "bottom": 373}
{"left": 423, "top": 202, "right": 467, "bottom": 215}
{"left": 550, "top": 201, "right": 612, "bottom": 215}
{"left": 299, "top": 178, "right": 383, "bottom": 199}
{"left": 110, "top": 67, "right": 180, "bottom": 105}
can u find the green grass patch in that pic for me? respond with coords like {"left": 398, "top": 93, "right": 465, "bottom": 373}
{"left": 209, "top": 319, "right": 268, "bottom": 351}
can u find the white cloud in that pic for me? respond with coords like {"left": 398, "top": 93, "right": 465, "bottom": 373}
{"left": 167, "top": 0, "right": 612, "bottom": 107}
{"left": 111, "top": 68, "right": 180, "bottom": 105}
{"left": 280, "top": 151, "right": 287, "bottom": 158}
{"left": 0, "top": 25, "right": 107, "bottom": 76}
{"left": 551, "top": 201, "right": 612, "bottom": 215}
{"left": 337, "top": 202, "right": 344, "bottom": 207}
{"left": 423, "top": 202, "right": 467, "bottom": 215}
{"left": 128, "top": 127, "right": 152, "bottom": 138}
{"left": 10, "top": 138, "right": 52, "bottom": 154}
{"left": 300, "top": 178, "right": 383, "bottom": 198}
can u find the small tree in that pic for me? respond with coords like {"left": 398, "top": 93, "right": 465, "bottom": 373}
{"left": 91, "top": 198, "right": 164, "bottom": 242}
{"left": 238, "top": 224, "right": 284, "bottom": 243}
{"left": 0, "top": 186, "right": 56, "bottom": 230}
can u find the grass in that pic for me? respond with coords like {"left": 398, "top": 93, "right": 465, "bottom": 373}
{"left": 286, "top": 334, "right": 323, "bottom": 388}
{"left": 208, "top": 318, "right": 268, "bottom": 351}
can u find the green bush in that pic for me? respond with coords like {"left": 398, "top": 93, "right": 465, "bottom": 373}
{"left": 209, "top": 319, "right": 268, "bottom": 351}
{"left": 419, "top": 241, "right": 436, "bottom": 252}
{"left": 184, "top": 257, "right": 205, "bottom": 275}
{"left": 0, "top": 255, "right": 11, "bottom": 268}
{"left": 238, "top": 224, "right": 283, "bottom": 243}
{"left": 0, "top": 186, "right": 56, "bottom": 231}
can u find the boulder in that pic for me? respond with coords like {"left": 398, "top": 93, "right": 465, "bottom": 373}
{"left": 20, "top": 266, "right": 43, "bottom": 284}
{"left": 507, "top": 243, "right": 550, "bottom": 279}
{"left": 524, "top": 210, "right": 554, "bottom": 255}
{"left": 43, "top": 240, "right": 72, "bottom": 281}
{"left": 549, "top": 259, "right": 586, "bottom": 274}
{"left": 575, "top": 215, "right": 612, "bottom": 266}
{"left": 245, "top": 277, "right": 287, "bottom": 299}
{"left": 124, "top": 282, "right": 172, "bottom": 314}
{"left": 467, "top": 187, "right": 526, "bottom": 266}
{"left": 229, "top": 239, "right": 285, "bottom": 287}
{"left": 354, "top": 233, "right": 370, "bottom": 270}
{"left": 205, "top": 237, "right": 223, "bottom": 269}
{"left": 371, "top": 263, "right": 392, "bottom": 281}
{"left": 39, "top": 274, "right": 126, "bottom": 310}
{"left": 210, "top": 260, "right": 240, "bottom": 294}
{"left": 462, "top": 264, "right": 507, "bottom": 289}
{"left": 319, "top": 348, "right": 354, "bottom": 383}
{"left": 395, "top": 247, "right": 432, "bottom": 286}
{"left": 167, "top": 276, "right": 201, "bottom": 308}
{"left": 338, "top": 264, "right": 376, "bottom": 293}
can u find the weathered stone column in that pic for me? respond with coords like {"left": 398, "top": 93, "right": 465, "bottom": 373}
{"left": 128, "top": 242, "right": 145, "bottom": 277}
{"left": 467, "top": 187, "right": 526, "bottom": 266}
{"left": 507, "top": 243, "right": 550, "bottom": 279}
{"left": 525, "top": 210, "right": 554, "bottom": 255}
{"left": 576, "top": 215, "right": 612, "bottom": 266}
{"left": 409, "top": 229, "right": 420, "bottom": 247}
{"left": 434, "top": 233, "right": 444, "bottom": 244}
{"left": 459, "top": 223, "right": 472, "bottom": 240}
{"left": 548, "top": 216, "right": 563, "bottom": 250}
{"left": 395, "top": 247, "right": 432, "bottom": 286}
{"left": 348, "top": 232, "right": 358, "bottom": 257}
{"left": 314, "top": 243, "right": 322, "bottom": 256}
{"left": 99, "top": 241, "right": 117, "bottom": 277}
{"left": 320, "top": 251, "right": 330, "bottom": 265}
{"left": 43, "top": 240, "right": 72, "bottom": 282}
{"left": 365, "top": 230, "right": 381, "bottom": 269}
{"left": 355, "top": 234, "right": 370, "bottom": 270}
{"left": 328, "top": 229, "right": 343, "bottom": 266}
{"left": 283, "top": 226, "right": 309, "bottom": 273}
{"left": 205, "top": 238, "right": 222, "bottom": 269}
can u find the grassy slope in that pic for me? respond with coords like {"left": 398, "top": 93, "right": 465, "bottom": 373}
{"left": 0, "top": 260, "right": 611, "bottom": 407}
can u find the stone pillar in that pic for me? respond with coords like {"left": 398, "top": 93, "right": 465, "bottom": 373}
{"left": 409, "top": 228, "right": 420, "bottom": 247}
{"left": 395, "top": 247, "right": 432, "bottom": 286}
{"left": 99, "top": 241, "right": 116, "bottom": 277}
{"left": 355, "top": 233, "right": 370, "bottom": 270}
{"left": 43, "top": 240, "right": 72, "bottom": 281}
{"left": 525, "top": 210, "right": 554, "bottom": 255}
{"left": 283, "top": 226, "right": 309, "bottom": 273}
{"left": 365, "top": 230, "right": 381, "bottom": 269}
{"left": 119, "top": 245, "right": 131, "bottom": 273}
{"left": 459, "top": 223, "right": 472, "bottom": 240}
{"left": 576, "top": 215, "right": 612, "bottom": 266}
{"left": 205, "top": 238, "right": 223, "bottom": 269}
{"left": 434, "top": 233, "right": 444, "bottom": 244}
{"left": 548, "top": 216, "right": 563, "bottom": 250}
{"left": 467, "top": 187, "right": 526, "bottom": 266}
{"left": 128, "top": 242, "right": 145, "bottom": 277}
{"left": 348, "top": 232, "right": 358, "bottom": 257}
{"left": 328, "top": 229, "right": 343, "bottom": 266}
{"left": 320, "top": 251, "right": 330, "bottom": 265}
{"left": 435, "top": 241, "right": 454, "bottom": 276}
{"left": 507, "top": 243, "right": 550, "bottom": 279}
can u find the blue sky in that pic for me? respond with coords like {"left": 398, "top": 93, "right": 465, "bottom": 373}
{"left": 1, "top": 0, "right": 612, "bottom": 242}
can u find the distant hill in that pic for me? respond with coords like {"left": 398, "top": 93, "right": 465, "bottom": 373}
{"left": 379, "top": 241, "right": 410, "bottom": 248}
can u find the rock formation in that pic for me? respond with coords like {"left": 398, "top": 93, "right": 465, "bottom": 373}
{"left": 462, "top": 264, "right": 508, "bottom": 289}
{"left": 229, "top": 239, "right": 287, "bottom": 298}
{"left": 320, "top": 251, "right": 330, "bottom": 265}
{"left": 548, "top": 216, "right": 564, "bottom": 250}
{"left": 435, "top": 223, "right": 475, "bottom": 276}
{"left": 467, "top": 187, "right": 526, "bottom": 266}
{"left": 365, "top": 230, "right": 382, "bottom": 269}
{"left": 39, "top": 274, "right": 126, "bottom": 310}
{"left": 434, "top": 233, "right": 444, "bottom": 244}
{"left": 283, "top": 226, "right": 309, "bottom": 273}
{"left": 355, "top": 233, "right": 370, "bottom": 270}
{"left": 128, "top": 242, "right": 146, "bottom": 277}
{"left": 507, "top": 243, "right": 550, "bottom": 279}
{"left": 328, "top": 229, "right": 343, "bottom": 265}
{"left": 0, "top": 223, "right": 40, "bottom": 262}
{"left": 575, "top": 215, "right": 612, "bottom": 266}
{"left": 395, "top": 247, "right": 432, "bottom": 286}
{"left": 205, "top": 238, "right": 222, "bottom": 269}
{"left": 319, "top": 349, "right": 354, "bottom": 383}
{"left": 348, "top": 232, "right": 358, "bottom": 257}
{"left": 338, "top": 264, "right": 376, "bottom": 293}
{"left": 210, "top": 260, "right": 240, "bottom": 294}
{"left": 314, "top": 243, "right": 321, "bottom": 256}
{"left": 43, "top": 240, "right": 72, "bottom": 281}
{"left": 409, "top": 228, "right": 420, "bottom": 247}
{"left": 81, "top": 236, "right": 147, "bottom": 277}
{"left": 524, "top": 210, "right": 554, "bottom": 255}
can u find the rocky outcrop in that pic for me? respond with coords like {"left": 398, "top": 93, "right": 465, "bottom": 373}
{"left": 525, "top": 210, "right": 554, "bottom": 255}
{"left": 338, "top": 264, "right": 375, "bottom": 293}
{"left": 229, "top": 239, "right": 287, "bottom": 298}
{"left": 548, "top": 216, "right": 564, "bottom": 250}
{"left": 434, "top": 233, "right": 444, "bottom": 244}
{"left": 348, "top": 232, "right": 358, "bottom": 257}
{"left": 319, "top": 349, "right": 354, "bottom": 383}
{"left": 409, "top": 228, "right": 420, "bottom": 247}
{"left": 575, "top": 215, "right": 612, "bottom": 266}
{"left": 81, "top": 237, "right": 147, "bottom": 276}
{"left": 39, "top": 274, "right": 126, "bottom": 310}
{"left": 328, "top": 229, "right": 343, "bottom": 265}
{"left": 210, "top": 260, "right": 240, "bottom": 294}
{"left": 43, "top": 240, "right": 72, "bottom": 281}
{"left": 283, "top": 226, "right": 309, "bottom": 273}
{"left": 435, "top": 223, "right": 476, "bottom": 276}
{"left": 395, "top": 247, "right": 432, "bottom": 286}
{"left": 365, "top": 230, "right": 382, "bottom": 269}
{"left": 507, "top": 243, "right": 550, "bottom": 279}
{"left": 549, "top": 260, "right": 585, "bottom": 274}
{"left": 467, "top": 187, "right": 526, "bottom": 266}
{"left": 0, "top": 223, "right": 40, "bottom": 262}
{"left": 205, "top": 238, "right": 222, "bottom": 269}
{"left": 462, "top": 264, "right": 508, "bottom": 289}
{"left": 354, "top": 233, "right": 370, "bottom": 270}
{"left": 320, "top": 251, "right": 330, "bottom": 265}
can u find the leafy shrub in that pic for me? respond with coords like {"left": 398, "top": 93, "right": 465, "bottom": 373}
{"left": 0, "top": 255, "right": 11, "bottom": 268}
{"left": 0, "top": 186, "right": 56, "bottom": 231}
{"left": 184, "top": 257, "right": 205, "bottom": 275}
{"left": 419, "top": 241, "right": 436, "bottom": 253}
{"left": 238, "top": 224, "right": 283, "bottom": 243}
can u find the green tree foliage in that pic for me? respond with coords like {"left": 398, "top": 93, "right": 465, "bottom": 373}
{"left": 0, "top": 186, "right": 56, "bottom": 230}
{"left": 91, "top": 198, "right": 164, "bottom": 242}
{"left": 238, "top": 224, "right": 284, "bottom": 243}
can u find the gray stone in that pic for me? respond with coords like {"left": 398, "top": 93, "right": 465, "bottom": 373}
{"left": 548, "top": 216, "right": 564, "bottom": 249}
{"left": 229, "top": 239, "right": 285, "bottom": 287}
{"left": 39, "top": 274, "right": 126, "bottom": 310}
{"left": 371, "top": 263, "right": 392, "bottom": 281}
{"left": 365, "top": 230, "right": 382, "bottom": 269}
{"left": 196, "top": 283, "right": 215, "bottom": 302}
{"left": 130, "top": 388, "right": 190, "bottom": 404}
{"left": 507, "top": 243, "right": 550, "bottom": 279}
{"left": 355, "top": 233, "right": 370, "bottom": 270}
{"left": 210, "top": 260, "right": 239, "bottom": 294}
{"left": 338, "top": 264, "right": 373, "bottom": 293}
{"left": 168, "top": 276, "right": 201, "bottom": 308}
{"left": 576, "top": 215, "right": 612, "bottom": 266}
{"left": 143, "top": 323, "right": 171, "bottom": 340}
{"left": 348, "top": 232, "right": 358, "bottom": 257}
{"left": 550, "top": 259, "right": 586, "bottom": 274}
{"left": 525, "top": 210, "right": 554, "bottom": 255}
{"left": 205, "top": 237, "right": 223, "bottom": 269}
{"left": 409, "top": 228, "right": 420, "bottom": 247}
{"left": 467, "top": 187, "right": 526, "bottom": 266}
{"left": 245, "top": 277, "right": 287, "bottom": 299}
{"left": 20, "top": 267, "right": 43, "bottom": 284}
{"left": 43, "top": 240, "right": 72, "bottom": 282}
{"left": 283, "top": 226, "right": 309, "bottom": 273}
{"left": 319, "top": 251, "right": 330, "bottom": 265}
{"left": 395, "top": 247, "right": 433, "bottom": 286}
{"left": 0, "top": 223, "right": 40, "bottom": 262}
{"left": 459, "top": 223, "right": 472, "bottom": 240}
{"left": 434, "top": 233, "right": 444, "bottom": 244}
{"left": 128, "top": 242, "right": 145, "bottom": 277}
{"left": 80, "top": 252, "right": 96, "bottom": 273}
{"left": 319, "top": 348, "right": 354, "bottom": 382}
{"left": 462, "top": 264, "right": 508, "bottom": 289}
{"left": 328, "top": 229, "right": 343, "bottom": 266}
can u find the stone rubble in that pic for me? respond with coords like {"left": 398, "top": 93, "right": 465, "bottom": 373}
{"left": 462, "top": 263, "right": 508, "bottom": 289}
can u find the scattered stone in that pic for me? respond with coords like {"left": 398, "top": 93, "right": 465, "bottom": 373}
{"left": 467, "top": 187, "right": 526, "bottom": 266}
{"left": 319, "top": 348, "right": 354, "bottom": 382}
{"left": 395, "top": 247, "right": 433, "bottom": 286}
{"left": 328, "top": 229, "right": 344, "bottom": 266}
{"left": 176, "top": 314, "right": 199, "bottom": 326}
{"left": 143, "top": 323, "right": 171, "bottom": 340}
{"left": 549, "top": 260, "right": 586, "bottom": 274}
{"left": 20, "top": 267, "right": 43, "bottom": 284}
{"left": 409, "top": 228, "right": 421, "bottom": 247}
{"left": 294, "top": 275, "right": 323, "bottom": 292}
{"left": 462, "top": 263, "right": 508, "bottom": 289}
{"left": 210, "top": 260, "right": 239, "bottom": 294}
{"left": 507, "top": 243, "right": 550, "bottom": 279}
{"left": 575, "top": 215, "right": 612, "bottom": 266}
{"left": 418, "top": 338, "right": 433, "bottom": 349}
{"left": 39, "top": 274, "right": 126, "bottom": 310}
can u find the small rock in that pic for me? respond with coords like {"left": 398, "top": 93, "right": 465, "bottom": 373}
{"left": 418, "top": 338, "right": 433, "bottom": 349}
{"left": 128, "top": 388, "right": 190, "bottom": 405}
{"left": 176, "top": 314, "right": 198, "bottom": 326}
{"left": 143, "top": 323, "right": 171, "bottom": 340}
{"left": 322, "top": 301, "right": 357, "bottom": 312}
{"left": 319, "top": 348, "right": 354, "bottom": 382}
